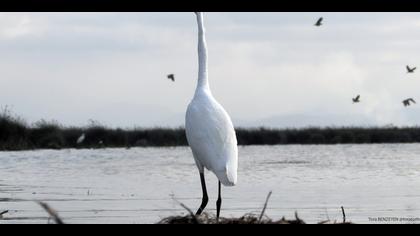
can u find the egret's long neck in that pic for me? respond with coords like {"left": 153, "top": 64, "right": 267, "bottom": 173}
{"left": 196, "top": 13, "right": 210, "bottom": 92}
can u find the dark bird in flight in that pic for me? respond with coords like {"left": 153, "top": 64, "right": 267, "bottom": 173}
{"left": 403, "top": 98, "right": 416, "bottom": 107}
{"left": 406, "top": 65, "right": 416, "bottom": 73}
{"left": 315, "top": 17, "right": 323, "bottom": 27}
{"left": 167, "top": 74, "right": 175, "bottom": 82}
{"left": 352, "top": 95, "right": 360, "bottom": 103}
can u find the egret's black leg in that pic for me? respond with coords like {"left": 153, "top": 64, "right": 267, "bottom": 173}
{"left": 196, "top": 172, "right": 208, "bottom": 215}
{"left": 216, "top": 181, "right": 222, "bottom": 220}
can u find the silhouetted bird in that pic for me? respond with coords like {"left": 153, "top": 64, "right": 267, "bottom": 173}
{"left": 406, "top": 65, "right": 416, "bottom": 73}
{"left": 315, "top": 17, "right": 323, "bottom": 27}
{"left": 352, "top": 95, "right": 360, "bottom": 103}
{"left": 403, "top": 98, "right": 416, "bottom": 107}
{"left": 167, "top": 74, "right": 175, "bottom": 82}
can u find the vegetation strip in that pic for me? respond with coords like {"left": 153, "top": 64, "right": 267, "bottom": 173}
{"left": 2, "top": 110, "right": 420, "bottom": 151}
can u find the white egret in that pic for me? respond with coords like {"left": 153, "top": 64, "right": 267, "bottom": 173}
{"left": 185, "top": 12, "right": 238, "bottom": 219}
{"left": 77, "top": 133, "right": 85, "bottom": 144}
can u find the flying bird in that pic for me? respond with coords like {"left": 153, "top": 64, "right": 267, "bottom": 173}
{"left": 352, "top": 95, "right": 360, "bottom": 103}
{"left": 315, "top": 17, "right": 323, "bottom": 26}
{"left": 406, "top": 65, "right": 416, "bottom": 73}
{"left": 77, "top": 133, "right": 85, "bottom": 144}
{"left": 185, "top": 12, "right": 238, "bottom": 220}
{"left": 167, "top": 74, "right": 175, "bottom": 82}
{"left": 403, "top": 98, "right": 416, "bottom": 107}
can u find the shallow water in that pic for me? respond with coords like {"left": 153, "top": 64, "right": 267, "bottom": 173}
{"left": 1, "top": 144, "right": 420, "bottom": 224}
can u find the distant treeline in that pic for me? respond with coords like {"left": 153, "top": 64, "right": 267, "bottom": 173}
{"left": 2, "top": 110, "right": 420, "bottom": 151}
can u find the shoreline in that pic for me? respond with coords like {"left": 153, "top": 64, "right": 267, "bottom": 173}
{"left": 1, "top": 142, "right": 420, "bottom": 152}
{"left": 3, "top": 113, "right": 420, "bottom": 151}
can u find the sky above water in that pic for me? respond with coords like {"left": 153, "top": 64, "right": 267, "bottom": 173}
{"left": 1, "top": 12, "right": 420, "bottom": 128}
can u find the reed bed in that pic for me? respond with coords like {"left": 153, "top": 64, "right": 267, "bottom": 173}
{"left": 1, "top": 107, "right": 420, "bottom": 151}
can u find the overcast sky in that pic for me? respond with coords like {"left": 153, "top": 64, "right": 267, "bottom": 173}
{"left": 1, "top": 12, "right": 420, "bottom": 128}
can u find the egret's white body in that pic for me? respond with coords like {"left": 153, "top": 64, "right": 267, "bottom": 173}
{"left": 186, "top": 12, "right": 238, "bottom": 187}
{"left": 77, "top": 133, "right": 85, "bottom": 144}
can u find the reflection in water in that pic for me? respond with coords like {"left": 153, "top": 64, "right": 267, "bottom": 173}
{"left": 1, "top": 144, "right": 420, "bottom": 224}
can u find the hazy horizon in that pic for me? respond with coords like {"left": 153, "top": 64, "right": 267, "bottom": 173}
{"left": 2, "top": 12, "right": 420, "bottom": 128}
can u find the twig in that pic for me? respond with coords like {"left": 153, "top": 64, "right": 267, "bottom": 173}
{"left": 258, "top": 191, "right": 272, "bottom": 223}
{"left": 341, "top": 206, "right": 346, "bottom": 223}
{"left": 179, "top": 202, "right": 195, "bottom": 216}
{"left": 170, "top": 194, "right": 199, "bottom": 224}
{"left": 324, "top": 208, "right": 330, "bottom": 221}
{"left": 0, "top": 210, "right": 8, "bottom": 219}
{"left": 295, "top": 211, "right": 300, "bottom": 221}
{"left": 38, "top": 202, "right": 64, "bottom": 224}
{"left": 318, "top": 220, "right": 330, "bottom": 224}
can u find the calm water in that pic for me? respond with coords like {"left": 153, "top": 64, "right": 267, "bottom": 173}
{"left": 1, "top": 144, "right": 420, "bottom": 224}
